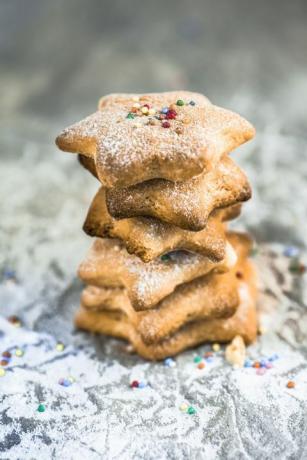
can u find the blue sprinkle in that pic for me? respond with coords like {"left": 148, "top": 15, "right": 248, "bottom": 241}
{"left": 268, "top": 353, "right": 279, "bottom": 362}
{"left": 1, "top": 357, "right": 11, "bottom": 363}
{"left": 62, "top": 379, "right": 71, "bottom": 387}
{"left": 189, "top": 100, "right": 196, "bottom": 106}
{"left": 3, "top": 269, "right": 16, "bottom": 280}
{"left": 138, "top": 381, "right": 147, "bottom": 389}
{"left": 205, "top": 357, "right": 214, "bottom": 363}
{"left": 283, "top": 246, "right": 299, "bottom": 258}
{"left": 244, "top": 359, "right": 252, "bottom": 368}
{"left": 260, "top": 359, "right": 267, "bottom": 368}
{"left": 161, "top": 107, "right": 169, "bottom": 114}
{"left": 164, "top": 357, "right": 176, "bottom": 368}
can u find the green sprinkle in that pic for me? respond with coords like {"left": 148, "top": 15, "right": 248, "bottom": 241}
{"left": 187, "top": 406, "right": 196, "bottom": 415}
{"left": 37, "top": 404, "right": 46, "bottom": 413}
{"left": 126, "top": 112, "right": 135, "bottom": 119}
{"left": 161, "top": 254, "right": 171, "bottom": 262}
{"left": 193, "top": 356, "right": 202, "bottom": 363}
{"left": 176, "top": 99, "right": 185, "bottom": 106}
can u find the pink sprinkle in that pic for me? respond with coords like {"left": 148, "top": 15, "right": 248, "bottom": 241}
{"left": 265, "top": 363, "right": 273, "bottom": 369}
{"left": 256, "top": 368, "right": 266, "bottom": 375}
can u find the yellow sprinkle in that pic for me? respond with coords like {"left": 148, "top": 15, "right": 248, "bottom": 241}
{"left": 132, "top": 102, "right": 141, "bottom": 109}
{"left": 141, "top": 106, "right": 149, "bottom": 114}
{"left": 68, "top": 376, "right": 75, "bottom": 383}
{"left": 132, "top": 96, "right": 139, "bottom": 102}
{"left": 258, "top": 326, "right": 267, "bottom": 335}
{"left": 148, "top": 108, "right": 156, "bottom": 116}
{"left": 0, "top": 368, "right": 6, "bottom": 377}
{"left": 134, "top": 122, "right": 142, "bottom": 129}
{"left": 56, "top": 342, "right": 65, "bottom": 352}
{"left": 15, "top": 349, "right": 24, "bottom": 357}
{"left": 212, "top": 343, "right": 221, "bottom": 352}
{"left": 179, "top": 403, "right": 188, "bottom": 412}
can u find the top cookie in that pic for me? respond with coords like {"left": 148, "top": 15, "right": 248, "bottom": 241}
{"left": 56, "top": 91, "right": 255, "bottom": 188}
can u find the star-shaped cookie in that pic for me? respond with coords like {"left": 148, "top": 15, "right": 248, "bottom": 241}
{"left": 56, "top": 91, "right": 255, "bottom": 188}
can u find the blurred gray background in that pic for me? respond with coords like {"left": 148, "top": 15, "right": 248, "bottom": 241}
{"left": 0, "top": 0, "right": 307, "bottom": 300}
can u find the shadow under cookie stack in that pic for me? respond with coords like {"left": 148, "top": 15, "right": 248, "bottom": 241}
{"left": 56, "top": 91, "right": 257, "bottom": 361}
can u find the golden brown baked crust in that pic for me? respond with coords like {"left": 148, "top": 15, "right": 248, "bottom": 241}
{"left": 83, "top": 187, "right": 241, "bottom": 262}
{"left": 106, "top": 156, "right": 251, "bottom": 231}
{"left": 79, "top": 231, "right": 252, "bottom": 344}
{"left": 56, "top": 91, "right": 255, "bottom": 188}
{"left": 78, "top": 235, "right": 237, "bottom": 311}
{"left": 75, "top": 259, "right": 258, "bottom": 360}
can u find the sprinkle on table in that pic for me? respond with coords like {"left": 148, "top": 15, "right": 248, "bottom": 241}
{"left": 179, "top": 403, "right": 188, "bottom": 412}
{"left": 0, "top": 359, "right": 9, "bottom": 367}
{"left": 187, "top": 406, "right": 196, "bottom": 415}
{"left": 286, "top": 380, "right": 295, "bottom": 389}
{"left": 126, "top": 112, "right": 135, "bottom": 119}
{"left": 212, "top": 343, "right": 221, "bottom": 352}
{"left": 176, "top": 99, "right": 185, "bottom": 106}
{"left": 197, "top": 362, "right": 205, "bottom": 370}
{"left": 164, "top": 357, "right": 176, "bottom": 368}
{"left": 37, "top": 404, "right": 46, "bottom": 413}
{"left": 162, "top": 121, "right": 171, "bottom": 128}
{"left": 2, "top": 351, "right": 11, "bottom": 358}
{"left": 283, "top": 246, "right": 299, "bottom": 258}
{"left": 7, "top": 316, "right": 21, "bottom": 327}
{"left": 15, "top": 348, "right": 24, "bottom": 357}
{"left": 193, "top": 355, "right": 202, "bottom": 363}
{"left": 56, "top": 342, "right": 65, "bottom": 352}
{"left": 0, "top": 368, "right": 6, "bottom": 377}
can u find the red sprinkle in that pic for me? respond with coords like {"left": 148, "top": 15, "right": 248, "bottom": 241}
{"left": 130, "top": 380, "right": 139, "bottom": 388}
{"left": 165, "top": 109, "right": 177, "bottom": 119}
{"left": 0, "top": 360, "right": 8, "bottom": 366}
{"left": 287, "top": 380, "right": 295, "bottom": 389}
{"left": 143, "top": 104, "right": 150, "bottom": 109}
{"left": 162, "top": 121, "right": 171, "bottom": 128}
{"left": 253, "top": 361, "right": 261, "bottom": 368}
{"left": 197, "top": 362, "right": 205, "bottom": 370}
{"left": 2, "top": 351, "right": 11, "bottom": 358}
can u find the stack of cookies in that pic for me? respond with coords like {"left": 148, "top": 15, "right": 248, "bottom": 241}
{"left": 56, "top": 91, "right": 257, "bottom": 360}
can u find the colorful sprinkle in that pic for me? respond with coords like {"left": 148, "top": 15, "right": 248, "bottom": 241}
{"left": 15, "top": 348, "right": 24, "bottom": 357}
{"left": 2, "top": 351, "right": 11, "bottom": 359}
{"left": 132, "top": 102, "right": 141, "bottom": 109}
{"left": 197, "top": 362, "right": 205, "bottom": 370}
{"left": 3, "top": 269, "right": 16, "bottom": 280}
{"left": 189, "top": 100, "right": 196, "bottom": 106}
{"left": 256, "top": 368, "right": 266, "bottom": 375}
{"left": 126, "top": 112, "right": 135, "bottom": 119}
{"left": 0, "top": 368, "right": 6, "bottom": 377}
{"left": 253, "top": 361, "right": 261, "bottom": 368}
{"left": 193, "top": 355, "right": 202, "bottom": 363}
{"left": 0, "top": 360, "right": 9, "bottom": 367}
{"left": 289, "top": 259, "right": 306, "bottom": 274}
{"left": 148, "top": 108, "right": 156, "bottom": 116}
{"left": 212, "top": 343, "right": 220, "bottom": 352}
{"left": 59, "top": 378, "right": 72, "bottom": 387}
{"left": 161, "top": 254, "right": 171, "bottom": 261}
{"left": 165, "top": 109, "right": 177, "bottom": 120}
{"left": 162, "top": 121, "right": 171, "bottom": 128}
{"left": 137, "top": 381, "right": 147, "bottom": 389}
{"left": 187, "top": 406, "right": 196, "bottom": 415}
{"left": 204, "top": 351, "right": 213, "bottom": 358}
{"left": 161, "top": 107, "right": 169, "bottom": 114}
{"left": 132, "top": 96, "right": 139, "bottom": 102}
{"left": 141, "top": 106, "right": 149, "bottom": 115}
{"left": 7, "top": 316, "right": 21, "bottom": 327}
{"left": 176, "top": 99, "right": 185, "bottom": 106}
{"left": 164, "top": 357, "right": 176, "bottom": 368}
{"left": 130, "top": 380, "right": 139, "bottom": 388}
{"left": 244, "top": 359, "right": 252, "bottom": 368}
{"left": 37, "top": 404, "right": 46, "bottom": 413}
{"left": 55, "top": 342, "right": 65, "bottom": 352}
{"left": 287, "top": 380, "right": 295, "bottom": 389}
{"left": 283, "top": 246, "right": 299, "bottom": 258}
{"left": 179, "top": 403, "right": 188, "bottom": 412}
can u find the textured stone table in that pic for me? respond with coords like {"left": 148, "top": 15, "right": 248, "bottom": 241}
{"left": 1, "top": 1, "right": 307, "bottom": 458}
